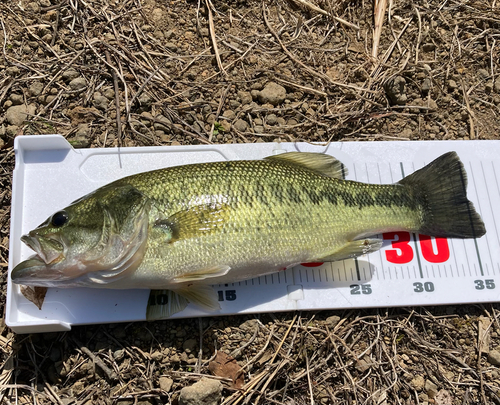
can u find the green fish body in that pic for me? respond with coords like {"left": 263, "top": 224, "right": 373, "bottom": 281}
{"left": 11, "top": 152, "right": 486, "bottom": 316}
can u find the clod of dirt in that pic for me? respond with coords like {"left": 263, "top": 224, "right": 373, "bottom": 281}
{"left": 68, "top": 124, "right": 92, "bottom": 148}
{"left": 257, "top": 82, "right": 287, "bottom": 106}
{"left": 5, "top": 104, "right": 36, "bottom": 126}
{"left": 233, "top": 119, "right": 248, "bottom": 132}
{"left": 384, "top": 76, "right": 407, "bottom": 105}
{"left": 179, "top": 377, "right": 222, "bottom": 405}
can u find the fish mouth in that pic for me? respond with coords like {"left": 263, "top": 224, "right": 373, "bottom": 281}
{"left": 11, "top": 255, "right": 63, "bottom": 285}
{"left": 21, "top": 234, "right": 64, "bottom": 265}
{"left": 11, "top": 234, "right": 67, "bottom": 286}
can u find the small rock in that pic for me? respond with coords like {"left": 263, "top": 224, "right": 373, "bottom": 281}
{"left": 257, "top": 82, "right": 287, "bottom": 106}
{"left": 62, "top": 68, "right": 80, "bottom": 82}
{"left": 384, "top": 76, "right": 407, "bottom": 105}
{"left": 69, "top": 77, "right": 87, "bottom": 91}
{"left": 421, "top": 78, "right": 431, "bottom": 94}
{"left": 10, "top": 94, "right": 24, "bottom": 105}
{"left": 487, "top": 349, "right": 500, "bottom": 366}
{"left": 425, "top": 379, "right": 438, "bottom": 399}
{"left": 493, "top": 76, "right": 500, "bottom": 93}
{"left": 6, "top": 66, "right": 20, "bottom": 76}
{"left": 183, "top": 339, "right": 197, "bottom": 352}
{"left": 422, "top": 43, "right": 436, "bottom": 52}
{"left": 219, "top": 120, "right": 231, "bottom": 132}
{"left": 222, "top": 110, "right": 236, "bottom": 120}
{"left": 266, "top": 114, "right": 278, "bottom": 125}
{"left": 159, "top": 376, "right": 173, "bottom": 393}
{"left": 250, "top": 89, "right": 260, "bottom": 101}
{"left": 0, "top": 137, "right": 4, "bottom": 149}
{"left": 401, "top": 128, "right": 413, "bottom": 138}
{"left": 138, "top": 93, "right": 152, "bottom": 108}
{"left": 325, "top": 315, "right": 341, "bottom": 329}
{"left": 447, "top": 79, "right": 458, "bottom": 90}
{"left": 233, "top": 119, "right": 248, "bottom": 132}
{"left": 410, "top": 375, "right": 425, "bottom": 391}
{"left": 93, "top": 95, "right": 109, "bottom": 111}
{"left": 165, "top": 42, "right": 177, "bottom": 51}
{"left": 238, "top": 91, "right": 252, "bottom": 105}
{"left": 5, "top": 104, "right": 36, "bottom": 126}
{"left": 179, "top": 377, "right": 222, "bottom": 405}
{"left": 29, "top": 81, "right": 44, "bottom": 97}
{"left": 103, "top": 88, "right": 115, "bottom": 100}
{"left": 478, "top": 69, "right": 489, "bottom": 80}
{"left": 6, "top": 125, "right": 19, "bottom": 137}
{"left": 170, "top": 354, "right": 181, "bottom": 363}
{"left": 240, "top": 319, "right": 259, "bottom": 331}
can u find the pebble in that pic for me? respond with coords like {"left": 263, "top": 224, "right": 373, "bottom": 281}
{"left": 179, "top": 377, "right": 222, "bottom": 405}
{"left": 6, "top": 66, "right": 20, "bottom": 76}
{"left": 222, "top": 110, "right": 236, "bottom": 120}
{"left": 238, "top": 91, "right": 252, "bottom": 105}
{"left": 325, "top": 315, "right": 341, "bottom": 329}
{"left": 478, "top": 68, "right": 489, "bottom": 80}
{"left": 69, "top": 77, "right": 87, "bottom": 91}
{"left": 183, "top": 339, "right": 197, "bottom": 352}
{"left": 422, "top": 43, "right": 436, "bottom": 52}
{"left": 159, "top": 376, "right": 173, "bottom": 392}
{"left": 62, "top": 68, "right": 80, "bottom": 82}
{"left": 93, "top": 95, "right": 109, "bottom": 111}
{"left": 384, "top": 76, "right": 407, "bottom": 105}
{"left": 257, "top": 82, "right": 286, "bottom": 106}
{"left": 29, "top": 81, "right": 44, "bottom": 97}
{"left": 410, "top": 375, "right": 425, "bottom": 391}
{"left": 5, "top": 104, "right": 37, "bottom": 126}
{"left": 447, "top": 79, "right": 458, "bottom": 90}
{"left": 233, "top": 119, "right": 248, "bottom": 132}
{"left": 10, "top": 94, "right": 24, "bottom": 105}
{"left": 266, "top": 114, "right": 278, "bottom": 125}
{"left": 425, "top": 379, "right": 438, "bottom": 398}
{"left": 421, "top": 78, "right": 431, "bottom": 94}
{"left": 487, "top": 349, "right": 500, "bottom": 366}
{"left": 494, "top": 76, "right": 500, "bottom": 93}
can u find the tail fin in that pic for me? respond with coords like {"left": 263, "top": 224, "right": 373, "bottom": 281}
{"left": 399, "top": 152, "right": 486, "bottom": 238}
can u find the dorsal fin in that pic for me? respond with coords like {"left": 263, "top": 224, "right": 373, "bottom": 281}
{"left": 265, "top": 152, "right": 348, "bottom": 178}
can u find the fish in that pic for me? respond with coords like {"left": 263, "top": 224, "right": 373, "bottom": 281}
{"left": 11, "top": 151, "right": 486, "bottom": 318}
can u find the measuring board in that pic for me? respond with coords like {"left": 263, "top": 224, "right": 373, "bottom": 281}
{"left": 6, "top": 136, "right": 500, "bottom": 333}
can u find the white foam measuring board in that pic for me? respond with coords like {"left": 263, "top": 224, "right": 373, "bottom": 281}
{"left": 6, "top": 135, "right": 500, "bottom": 333}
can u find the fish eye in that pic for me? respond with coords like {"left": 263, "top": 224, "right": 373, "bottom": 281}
{"left": 51, "top": 211, "right": 69, "bottom": 227}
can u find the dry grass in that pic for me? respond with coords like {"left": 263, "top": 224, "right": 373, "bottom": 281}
{"left": 1, "top": 0, "right": 500, "bottom": 403}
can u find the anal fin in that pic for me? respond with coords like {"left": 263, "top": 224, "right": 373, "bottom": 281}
{"left": 310, "top": 238, "right": 383, "bottom": 263}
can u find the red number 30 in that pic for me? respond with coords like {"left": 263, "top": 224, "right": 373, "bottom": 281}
{"left": 383, "top": 232, "right": 450, "bottom": 264}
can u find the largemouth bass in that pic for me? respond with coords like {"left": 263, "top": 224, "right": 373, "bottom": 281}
{"left": 11, "top": 151, "right": 486, "bottom": 317}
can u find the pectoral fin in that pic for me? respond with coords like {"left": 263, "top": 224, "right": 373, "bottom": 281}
{"left": 311, "top": 238, "right": 383, "bottom": 263}
{"left": 172, "top": 265, "right": 231, "bottom": 283}
{"left": 153, "top": 203, "right": 230, "bottom": 243}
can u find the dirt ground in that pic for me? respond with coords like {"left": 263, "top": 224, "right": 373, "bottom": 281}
{"left": 1, "top": 0, "right": 500, "bottom": 404}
